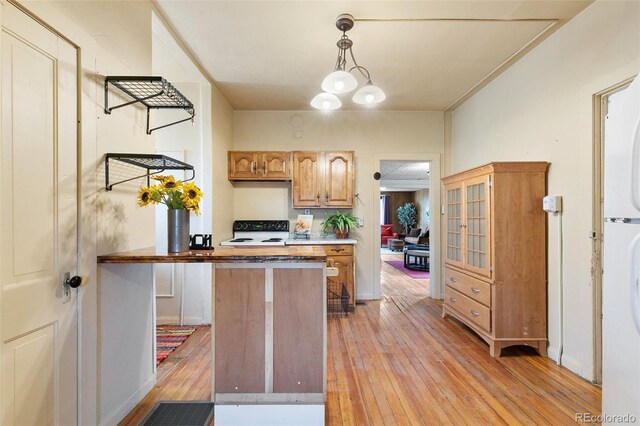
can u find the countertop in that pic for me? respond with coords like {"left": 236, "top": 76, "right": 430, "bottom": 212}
{"left": 97, "top": 246, "right": 327, "bottom": 264}
{"left": 285, "top": 235, "right": 357, "bottom": 245}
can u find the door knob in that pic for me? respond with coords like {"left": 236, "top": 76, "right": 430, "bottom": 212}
{"left": 66, "top": 275, "right": 82, "bottom": 288}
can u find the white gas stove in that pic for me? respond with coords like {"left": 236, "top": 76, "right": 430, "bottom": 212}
{"left": 220, "top": 220, "right": 290, "bottom": 246}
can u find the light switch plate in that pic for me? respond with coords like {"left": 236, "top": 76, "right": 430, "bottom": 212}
{"left": 356, "top": 217, "right": 364, "bottom": 227}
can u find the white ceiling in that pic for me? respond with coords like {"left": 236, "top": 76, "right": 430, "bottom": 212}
{"left": 380, "top": 160, "right": 430, "bottom": 192}
{"left": 155, "top": 0, "right": 592, "bottom": 111}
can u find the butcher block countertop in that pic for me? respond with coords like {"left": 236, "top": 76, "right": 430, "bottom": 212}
{"left": 97, "top": 245, "right": 327, "bottom": 264}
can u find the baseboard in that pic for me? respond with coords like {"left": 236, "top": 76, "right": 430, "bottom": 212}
{"left": 547, "top": 346, "right": 591, "bottom": 381}
{"left": 101, "top": 375, "right": 156, "bottom": 426}
{"left": 156, "top": 315, "right": 207, "bottom": 326}
{"left": 356, "top": 293, "right": 376, "bottom": 301}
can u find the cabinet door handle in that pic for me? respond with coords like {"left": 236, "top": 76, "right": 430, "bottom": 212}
{"left": 449, "top": 277, "right": 457, "bottom": 283}
{"left": 317, "top": 193, "right": 320, "bottom": 202}
{"left": 333, "top": 248, "right": 344, "bottom": 253}
{"left": 325, "top": 191, "right": 329, "bottom": 202}
{"left": 251, "top": 161, "right": 256, "bottom": 174}
{"left": 470, "top": 309, "right": 480, "bottom": 317}
{"left": 470, "top": 287, "right": 480, "bottom": 294}
{"left": 449, "top": 297, "right": 457, "bottom": 303}
{"left": 263, "top": 162, "right": 266, "bottom": 174}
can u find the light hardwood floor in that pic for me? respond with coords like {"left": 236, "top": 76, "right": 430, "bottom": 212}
{"left": 120, "top": 256, "right": 601, "bottom": 425}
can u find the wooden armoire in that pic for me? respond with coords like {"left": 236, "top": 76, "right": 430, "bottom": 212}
{"left": 441, "top": 162, "right": 548, "bottom": 357}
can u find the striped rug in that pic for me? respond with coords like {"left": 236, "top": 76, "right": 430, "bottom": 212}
{"left": 156, "top": 325, "right": 196, "bottom": 366}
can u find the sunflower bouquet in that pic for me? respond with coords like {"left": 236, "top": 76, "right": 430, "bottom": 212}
{"left": 137, "top": 175, "right": 203, "bottom": 214}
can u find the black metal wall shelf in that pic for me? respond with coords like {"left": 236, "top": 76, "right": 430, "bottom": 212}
{"left": 104, "top": 76, "right": 195, "bottom": 135}
{"left": 105, "top": 153, "right": 195, "bottom": 191}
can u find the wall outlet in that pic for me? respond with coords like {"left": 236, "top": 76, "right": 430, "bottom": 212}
{"left": 303, "top": 209, "right": 311, "bottom": 215}
{"left": 62, "top": 272, "right": 71, "bottom": 303}
{"left": 543, "top": 195, "right": 562, "bottom": 213}
{"left": 356, "top": 217, "right": 364, "bottom": 227}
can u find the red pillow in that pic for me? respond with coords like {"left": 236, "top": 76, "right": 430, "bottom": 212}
{"left": 381, "top": 225, "right": 393, "bottom": 236}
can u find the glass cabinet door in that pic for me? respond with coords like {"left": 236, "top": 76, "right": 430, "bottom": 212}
{"left": 463, "top": 175, "right": 491, "bottom": 278}
{"left": 445, "top": 182, "right": 464, "bottom": 268}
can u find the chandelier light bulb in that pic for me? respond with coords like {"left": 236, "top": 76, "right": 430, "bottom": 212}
{"left": 352, "top": 83, "right": 386, "bottom": 105}
{"left": 321, "top": 70, "right": 358, "bottom": 94}
{"left": 310, "top": 92, "right": 342, "bottom": 110}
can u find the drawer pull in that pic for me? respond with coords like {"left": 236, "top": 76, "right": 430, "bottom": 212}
{"left": 470, "top": 309, "right": 480, "bottom": 317}
{"left": 449, "top": 277, "right": 457, "bottom": 283}
{"left": 470, "top": 287, "right": 480, "bottom": 294}
{"left": 332, "top": 248, "right": 344, "bottom": 253}
{"left": 449, "top": 297, "right": 457, "bottom": 303}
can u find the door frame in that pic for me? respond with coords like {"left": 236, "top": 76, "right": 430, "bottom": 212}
{"left": 592, "top": 76, "right": 635, "bottom": 384}
{"left": 0, "top": 0, "right": 82, "bottom": 420}
{"left": 373, "top": 153, "right": 442, "bottom": 300}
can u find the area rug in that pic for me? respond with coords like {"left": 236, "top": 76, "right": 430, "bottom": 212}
{"left": 384, "top": 260, "right": 430, "bottom": 279}
{"left": 156, "top": 325, "right": 196, "bottom": 366}
{"left": 141, "top": 401, "right": 214, "bottom": 426}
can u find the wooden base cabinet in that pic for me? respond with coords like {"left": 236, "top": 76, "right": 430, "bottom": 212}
{"left": 324, "top": 245, "right": 355, "bottom": 312}
{"left": 441, "top": 162, "right": 548, "bottom": 357}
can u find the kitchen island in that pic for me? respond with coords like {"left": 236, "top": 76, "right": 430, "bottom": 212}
{"left": 97, "top": 246, "right": 327, "bottom": 426}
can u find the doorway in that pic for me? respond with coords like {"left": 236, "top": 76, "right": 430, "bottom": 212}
{"left": 373, "top": 154, "right": 442, "bottom": 301}
{"left": 379, "top": 161, "right": 431, "bottom": 296}
{"left": 593, "top": 76, "right": 636, "bottom": 384}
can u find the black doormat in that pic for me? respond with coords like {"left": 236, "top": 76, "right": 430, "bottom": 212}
{"left": 141, "top": 401, "right": 214, "bottom": 426}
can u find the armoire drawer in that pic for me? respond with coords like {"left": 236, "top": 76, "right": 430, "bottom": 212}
{"left": 445, "top": 286, "right": 491, "bottom": 333}
{"left": 444, "top": 267, "right": 491, "bottom": 307}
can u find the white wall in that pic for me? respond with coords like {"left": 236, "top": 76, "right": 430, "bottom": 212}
{"left": 152, "top": 12, "right": 213, "bottom": 326}
{"left": 449, "top": 0, "right": 640, "bottom": 380}
{"left": 233, "top": 111, "right": 443, "bottom": 300}
{"left": 414, "top": 188, "right": 430, "bottom": 229}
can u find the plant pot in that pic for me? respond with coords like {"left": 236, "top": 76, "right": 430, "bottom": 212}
{"left": 335, "top": 230, "right": 348, "bottom": 239}
{"left": 167, "top": 209, "right": 190, "bottom": 252}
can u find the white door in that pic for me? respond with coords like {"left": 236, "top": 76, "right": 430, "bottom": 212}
{"left": 1, "top": 4, "right": 79, "bottom": 425}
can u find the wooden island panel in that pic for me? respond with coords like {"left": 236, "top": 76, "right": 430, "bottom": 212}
{"left": 215, "top": 268, "right": 266, "bottom": 394}
{"left": 273, "top": 268, "right": 324, "bottom": 394}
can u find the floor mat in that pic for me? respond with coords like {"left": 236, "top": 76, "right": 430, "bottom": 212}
{"left": 142, "top": 401, "right": 214, "bottom": 426}
{"left": 156, "top": 325, "right": 196, "bottom": 366}
{"left": 384, "top": 260, "right": 430, "bottom": 279}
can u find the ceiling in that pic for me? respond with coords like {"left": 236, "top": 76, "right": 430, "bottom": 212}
{"left": 154, "top": 0, "right": 592, "bottom": 111}
{"left": 380, "top": 160, "right": 430, "bottom": 192}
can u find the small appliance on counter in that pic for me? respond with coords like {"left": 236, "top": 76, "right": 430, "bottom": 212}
{"left": 189, "top": 234, "right": 213, "bottom": 250}
{"left": 220, "top": 220, "right": 289, "bottom": 246}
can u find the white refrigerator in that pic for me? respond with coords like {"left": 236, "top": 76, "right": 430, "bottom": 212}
{"left": 602, "top": 73, "right": 640, "bottom": 423}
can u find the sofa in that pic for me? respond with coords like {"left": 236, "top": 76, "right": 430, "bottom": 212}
{"left": 381, "top": 224, "right": 398, "bottom": 246}
{"left": 404, "top": 226, "right": 429, "bottom": 245}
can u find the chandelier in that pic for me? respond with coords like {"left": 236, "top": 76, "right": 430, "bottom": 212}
{"left": 311, "top": 14, "right": 386, "bottom": 110}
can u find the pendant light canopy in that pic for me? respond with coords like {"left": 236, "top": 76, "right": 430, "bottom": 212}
{"left": 311, "top": 14, "right": 385, "bottom": 110}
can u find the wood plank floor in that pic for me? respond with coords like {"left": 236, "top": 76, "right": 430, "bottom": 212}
{"left": 120, "top": 255, "right": 601, "bottom": 425}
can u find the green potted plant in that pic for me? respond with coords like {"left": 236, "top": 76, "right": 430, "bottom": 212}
{"left": 321, "top": 211, "right": 359, "bottom": 239}
{"left": 396, "top": 202, "right": 417, "bottom": 235}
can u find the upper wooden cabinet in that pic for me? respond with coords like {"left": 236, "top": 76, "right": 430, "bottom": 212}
{"left": 292, "top": 151, "right": 354, "bottom": 208}
{"left": 228, "top": 151, "right": 291, "bottom": 181}
{"left": 442, "top": 162, "right": 549, "bottom": 357}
